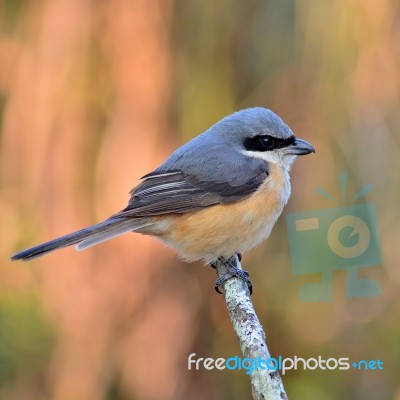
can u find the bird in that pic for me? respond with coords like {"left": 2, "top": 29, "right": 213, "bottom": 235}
{"left": 11, "top": 107, "right": 314, "bottom": 291}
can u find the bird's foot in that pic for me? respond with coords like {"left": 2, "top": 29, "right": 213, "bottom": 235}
{"left": 215, "top": 269, "right": 252, "bottom": 295}
{"left": 211, "top": 255, "right": 252, "bottom": 295}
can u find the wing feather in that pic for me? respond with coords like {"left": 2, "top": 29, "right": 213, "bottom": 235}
{"left": 113, "top": 167, "right": 268, "bottom": 218}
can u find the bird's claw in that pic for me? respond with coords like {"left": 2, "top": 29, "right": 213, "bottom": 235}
{"left": 211, "top": 253, "right": 253, "bottom": 295}
{"left": 214, "top": 266, "right": 253, "bottom": 295}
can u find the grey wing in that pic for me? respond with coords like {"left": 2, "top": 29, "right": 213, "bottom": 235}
{"left": 111, "top": 139, "right": 269, "bottom": 218}
{"left": 113, "top": 166, "right": 268, "bottom": 218}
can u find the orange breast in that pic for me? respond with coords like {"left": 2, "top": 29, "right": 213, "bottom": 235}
{"left": 152, "top": 163, "right": 291, "bottom": 263}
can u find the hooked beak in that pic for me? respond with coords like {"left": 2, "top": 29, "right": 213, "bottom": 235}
{"left": 285, "top": 138, "right": 315, "bottom": 156}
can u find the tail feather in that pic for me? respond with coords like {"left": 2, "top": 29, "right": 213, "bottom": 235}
{"left": 75, "top": 220, "right": 152, "bottom": 251}
{"left": 11, "top": 218, "right": 151, "bottom": 261}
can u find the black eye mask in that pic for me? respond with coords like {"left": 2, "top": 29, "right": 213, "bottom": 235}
{"left": 243, "top": 134, "right": 296, "bottom": 152}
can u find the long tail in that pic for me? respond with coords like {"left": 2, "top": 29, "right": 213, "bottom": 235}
{"left": 11, "top": 218, "right": 152, "bottom": 261}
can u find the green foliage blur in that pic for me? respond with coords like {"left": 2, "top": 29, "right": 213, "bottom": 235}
{"left": 0, "top": 295, "right": 54, "bottom": 399}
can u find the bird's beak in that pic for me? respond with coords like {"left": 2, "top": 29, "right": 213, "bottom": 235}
{"left": 285, "top": 138, "right": 315, "bottom": 156}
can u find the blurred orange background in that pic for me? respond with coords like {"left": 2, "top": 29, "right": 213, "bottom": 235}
{"left": 1, "top": 1, "right": 399, "bottom": 399}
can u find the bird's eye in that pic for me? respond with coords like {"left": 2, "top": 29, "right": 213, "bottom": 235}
{"left": 243, "top": 134, "right": 278, "bottom": 152}
{"left": 257, "top": 136, "right": 275, "bottom": 150}
{"left": 260, "top": 136, "right": 275, "bottom": 150}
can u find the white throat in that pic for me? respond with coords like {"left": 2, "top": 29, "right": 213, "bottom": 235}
{"left": 241, "top": 149, "right": 297, "bottom": 171}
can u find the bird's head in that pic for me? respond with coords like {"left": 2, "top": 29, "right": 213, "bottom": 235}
{"left": 214, "top": 107, "right": 315, "bottom": 170}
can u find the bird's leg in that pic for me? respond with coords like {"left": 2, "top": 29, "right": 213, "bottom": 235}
{"left": 212, "top": 254, "right": 252, "bottom": 295}
{"left": 210, "top": 253, "right": 242, "bottom": 268}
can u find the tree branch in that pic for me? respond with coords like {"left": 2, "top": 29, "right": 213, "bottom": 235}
{"left": 214, "top": 255, "right": 288, "bottom": 400}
